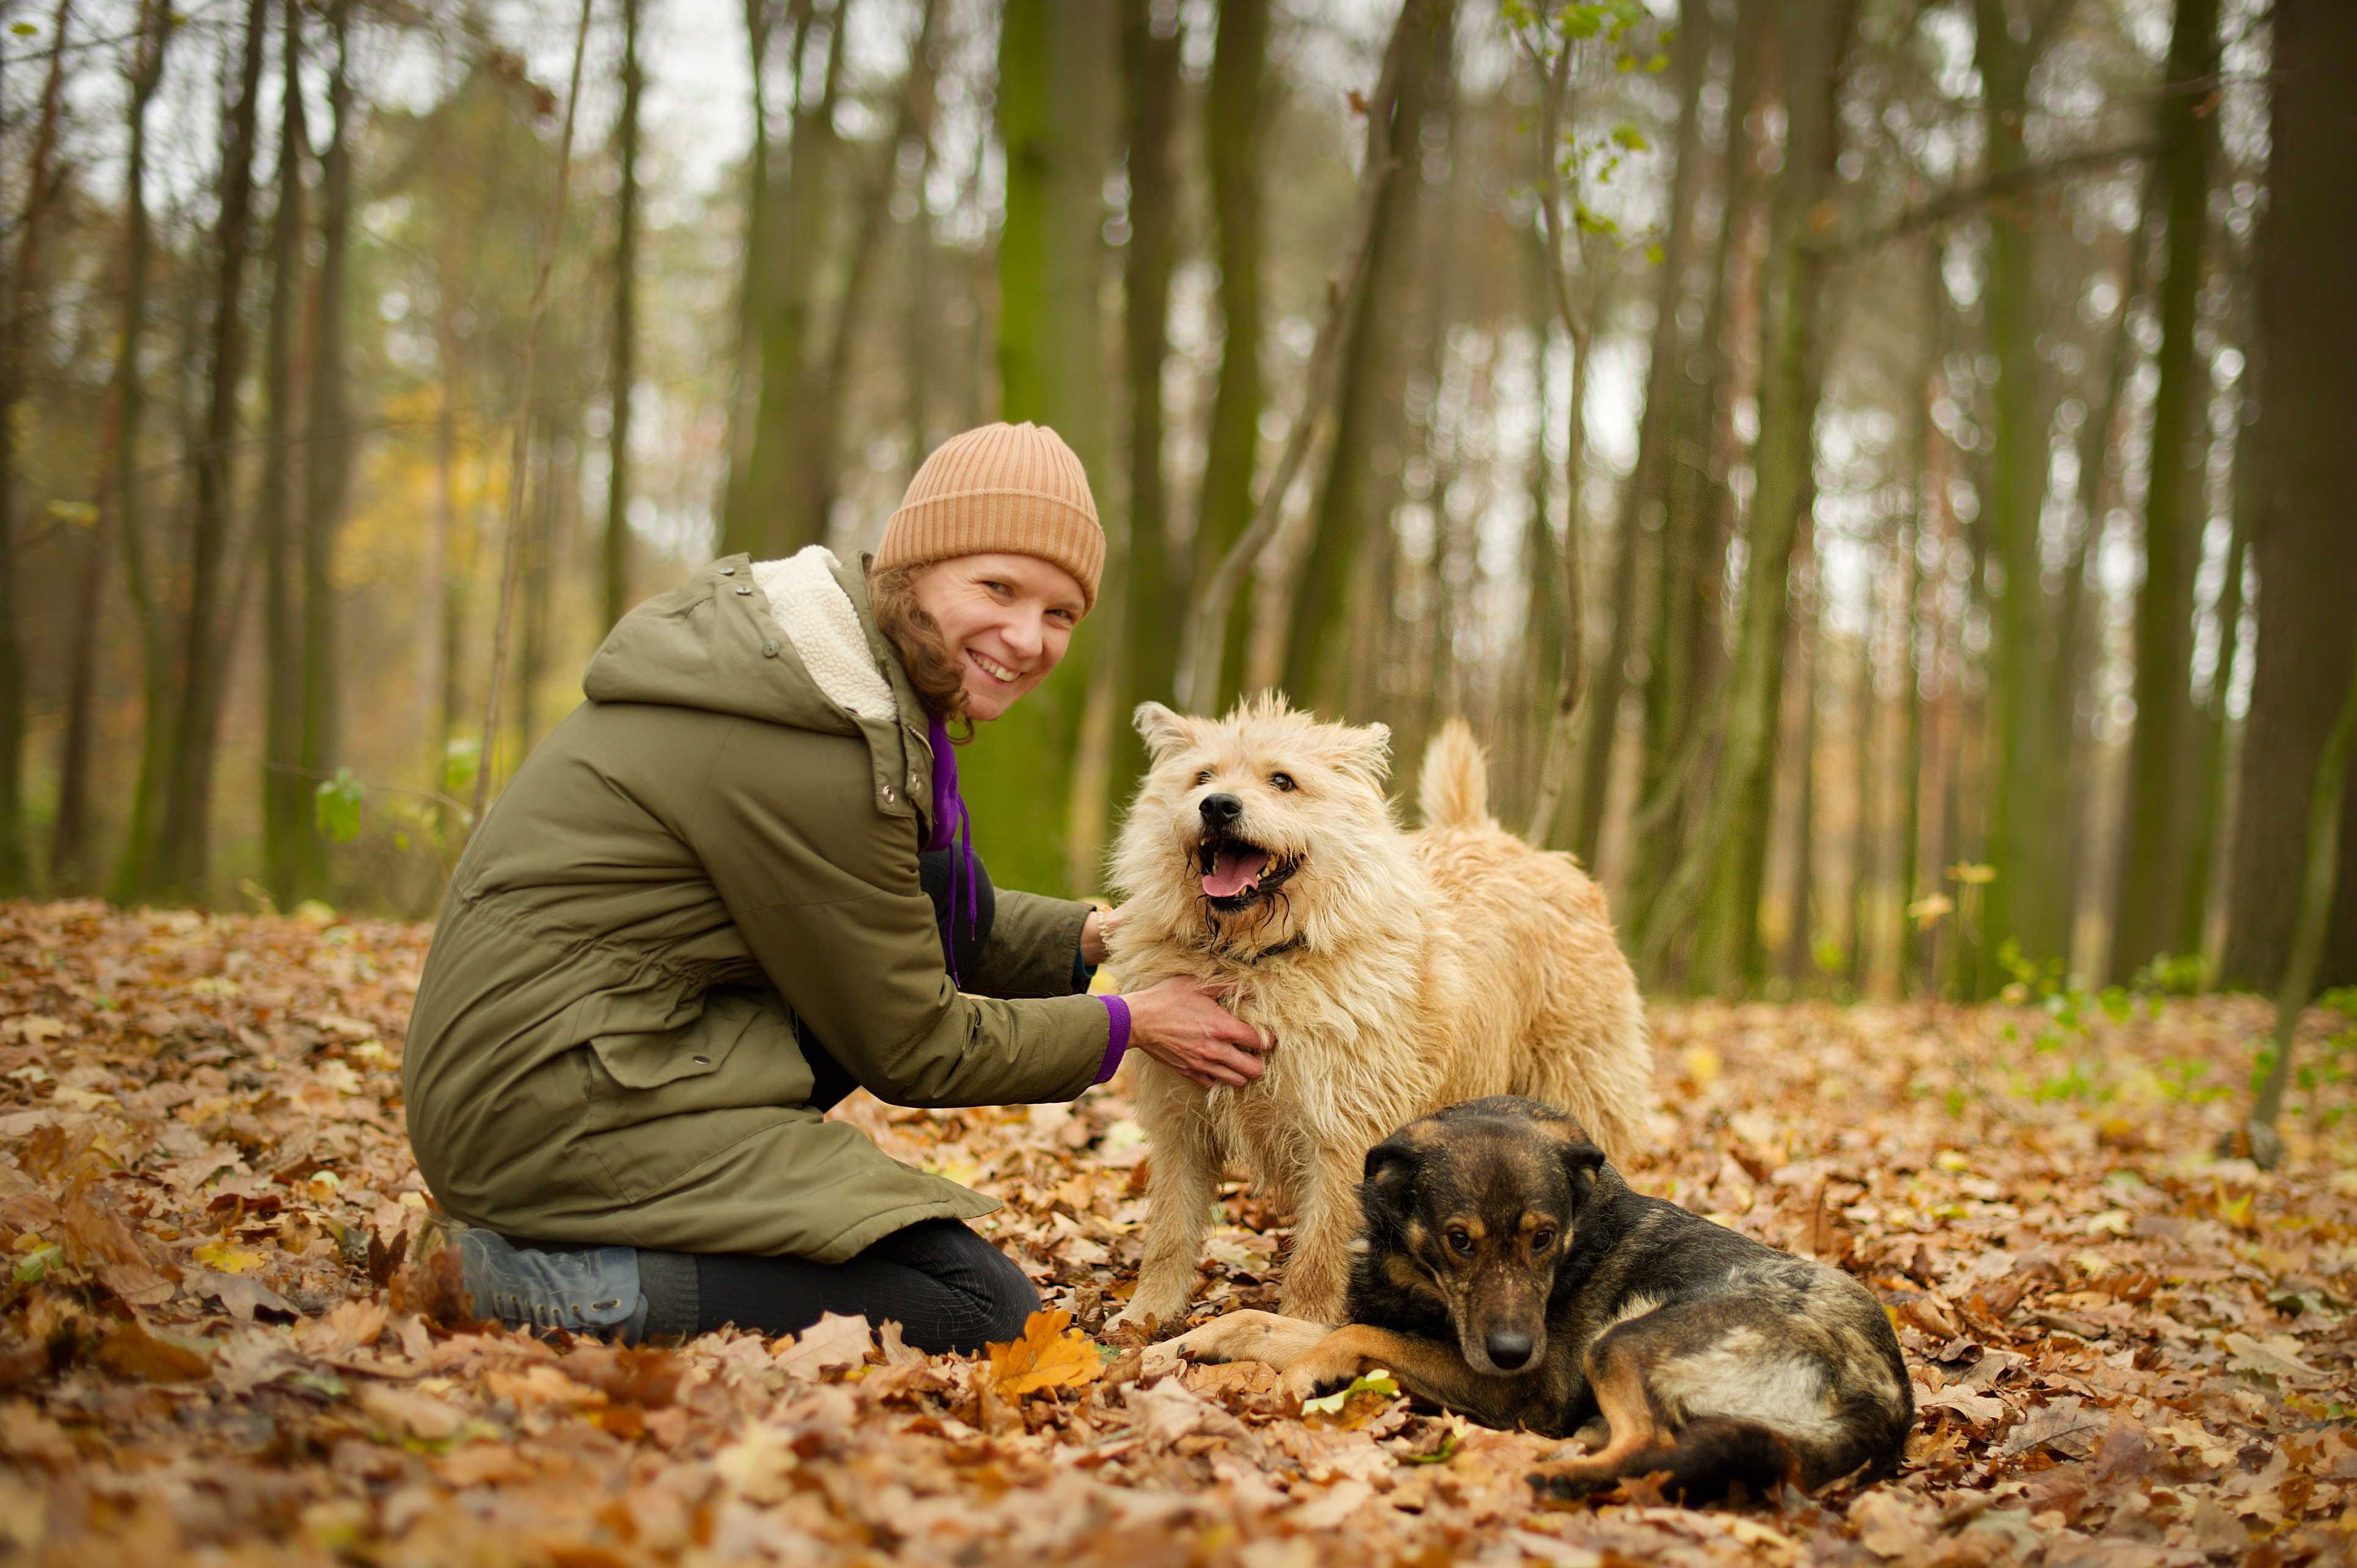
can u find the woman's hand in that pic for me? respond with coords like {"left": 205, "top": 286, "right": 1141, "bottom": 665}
{"left": 1122, "top": 976, "right": 1269, "bottom": 1089}
{"left": 1081, "top": 905, "right": 1124, "bottom": 968}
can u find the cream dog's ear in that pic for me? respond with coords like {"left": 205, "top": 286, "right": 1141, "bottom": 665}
{"left": 1331, "top": 722, "right": 1393, "bottom": 786}
{"left": 1133, "top": 701, "right": 1201, "bottom": 761}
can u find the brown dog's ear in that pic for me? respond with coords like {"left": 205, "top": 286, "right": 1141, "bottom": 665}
{"left": 1561, "top": 1137, "right": 1606, "bottom": 1203}
{"left": 1363, "top": 1134, "right": 1419, "bottom": 1210}
{"left": 1133, "top": 701, "right": 1199, "bottom": 762}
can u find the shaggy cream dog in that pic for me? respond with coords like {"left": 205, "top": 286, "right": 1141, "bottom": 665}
{"left": 1104, "top": 697, "right": 1652, "bottom": 1331}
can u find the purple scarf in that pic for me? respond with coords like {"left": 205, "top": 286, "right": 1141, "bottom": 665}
{"left": 924, "top": 710, "right": 1128, "bottom": 1084}
{"left": 926, "top": 713, "right": 979, "bottom": 985}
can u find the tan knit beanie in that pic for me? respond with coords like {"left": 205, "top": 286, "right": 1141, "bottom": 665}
{"left": 874, "top": 423, "right": 1105, "bottom": 610}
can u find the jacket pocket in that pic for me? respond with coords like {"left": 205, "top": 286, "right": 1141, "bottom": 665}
{"left": 588, "top": 1024, "right": 736, "bottom": 1091}
{"left": 580, "top": 985, "right": 816, "bottom": 1117}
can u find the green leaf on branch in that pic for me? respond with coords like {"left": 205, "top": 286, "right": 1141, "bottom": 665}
{"left": 315, "top": 769, "right": 365, "bottom": 845}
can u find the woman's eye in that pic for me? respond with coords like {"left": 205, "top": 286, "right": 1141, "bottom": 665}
{"left": 1270, "top": 772, "right": 1296, "bottom": 793}
{"left": 1195, "top": 769, "right": 1215, "bottom": 786}
{"left": 982, "top": 581, "right": 1012, "bottom": 597}
{"left": 1446, "top": 1229, "right": 1474, "bottom": 1256}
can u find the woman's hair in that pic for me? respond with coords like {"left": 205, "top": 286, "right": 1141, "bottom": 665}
{"left": 867, "top": 562, "right": 971, "bottom": 735}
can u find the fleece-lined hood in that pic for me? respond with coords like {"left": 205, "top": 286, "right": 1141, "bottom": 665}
{"left": 583, "top": 547, "right": 940, "bottom": 840}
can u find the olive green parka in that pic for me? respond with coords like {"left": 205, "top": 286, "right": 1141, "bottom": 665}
{"left": 402, "top": 549, "right": 1113, "bottom": 1262}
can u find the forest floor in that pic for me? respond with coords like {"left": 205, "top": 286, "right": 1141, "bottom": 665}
{"left": 0, "top": 901, "right": 2353, "bottom": 1566}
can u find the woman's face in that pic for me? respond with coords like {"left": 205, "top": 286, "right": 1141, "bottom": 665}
{"left": 909, "top": 553, "right": 1087, "bottom": 722}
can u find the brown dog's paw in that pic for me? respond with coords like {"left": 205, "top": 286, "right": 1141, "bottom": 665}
{"left": 1278, "top": 1343, "right": 1369, "bottom": 1404}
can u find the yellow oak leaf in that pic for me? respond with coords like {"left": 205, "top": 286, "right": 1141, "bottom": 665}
{"left": 984, "top": 1308, "right": 1102, "bottom": 1398}
{"left": 194, "top": 1240, "right": 268, "bottom": 1275}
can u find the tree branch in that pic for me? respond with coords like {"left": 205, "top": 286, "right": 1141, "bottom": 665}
{"left": 1520, "top": 16, "right": 1589, "bottom": 846}
{"left": 1810, "top": 137, "right": 2158, "bottom": 256}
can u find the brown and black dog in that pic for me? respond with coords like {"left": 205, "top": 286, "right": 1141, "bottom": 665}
{"left": 1157, "top": 1097, "right": 1914, "bottom": 1503}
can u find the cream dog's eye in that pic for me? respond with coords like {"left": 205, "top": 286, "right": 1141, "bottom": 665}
{"left": 1195, "top": 769, "right": 1215, "bottom": 786}
{"left": 1270, "top": 772, "right": 1296, "bottom": 792}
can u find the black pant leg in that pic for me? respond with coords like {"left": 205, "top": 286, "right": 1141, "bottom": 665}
{"left": 690, "top": 1219, "right": 1040, "bottom": 1354}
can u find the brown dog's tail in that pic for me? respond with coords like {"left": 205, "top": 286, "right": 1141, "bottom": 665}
{"left": 1418, "top": 719, "right": 1492, "bottom": 831}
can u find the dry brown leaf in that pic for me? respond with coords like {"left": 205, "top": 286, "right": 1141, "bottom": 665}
{"left": 298, "top": 1298, "right": 390, "bottom": 1357}
{"left": 357, "top": 1382, "right": 468, "bottom": 1442}
{"left": 92, "top": 1321, "right": 210, "bottom": 1382}
{"left": 774, "top": 1311, "right": 872, "bottom": 1379}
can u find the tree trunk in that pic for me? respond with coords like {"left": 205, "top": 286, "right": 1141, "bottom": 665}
{"left": 1777, "top": 548, "right": 1822, "bottom": 988}
{"left": 106, "top": 4, "right": 180, "bottom": 902}
{"left": 2056, "top": 172, "right": 2152, "bottom": 954}
{"left": 1115, "top": 0, "right": 1182, "bottom": 789}
{"left": 1280, "top": 0, "right": 1454, "bottom": 713}
{"left": 1896, "top": 249, "right": 1942, "bottom": 995}
{"left": 1192, "top": 0, "right": 1269, "bottom": 711}
{"left": 969, "top": 0, "right": 1116, "bottom": 898}
{"left": 1845, "top": 535, "right": 1880, "bottom": 993}
{"left": 296, "top": 0, "right": 354, "bottom": 899}
{"left": 719, "top": 0, "right": 775, "bottom": 556}
{"left": 2109, "top": 0, "right": 2221, "bottom": 981}
{"left": 1570, "top": 0, "right": 1711, "bottom": 866}
{"left": 153, "top": 0, "right": 271, "bottom": 903}
{"left": 1970, "top": 0, "right": 2072, "bottom": 990}
{"left": 2181, "top": 409, "right": 2251, "bottom": 960}
{"left": 0, "top": 0, "right": 74, "bottom": 892}
{"left": 59, "top": 0, "right": 161, "bottom": 891}
{"left": 2220, "top": 0, "right": 2357, "bottom": 993}
{"left": 605, "top": 0, "right": 642, "bottom": 633}
{"left": 740, "top": 0, "right": 847, "bottom": 558}
{"left": 1636, "top": 0, "right": 1856, "bottom": 987}
{"left": 1631, "top": 0, "right": 1766, "bottom": 913}
{"left": 260, "top": 0, "right": 311, "bottom": 904}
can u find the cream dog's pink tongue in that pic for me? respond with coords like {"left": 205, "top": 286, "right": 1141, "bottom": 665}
{"left": 1202, "top": 846, "right": 1270, "bottom": 899}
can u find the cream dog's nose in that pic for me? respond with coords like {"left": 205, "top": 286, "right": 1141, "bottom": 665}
{"left": 1200, "top": 793, "right": 1244, "bottom": 828}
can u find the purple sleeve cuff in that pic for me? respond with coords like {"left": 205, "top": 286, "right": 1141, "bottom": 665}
{"left": 1095, "top": 995, "right": 1132, "bottom": 1085}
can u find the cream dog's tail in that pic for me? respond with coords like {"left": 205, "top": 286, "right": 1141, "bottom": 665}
{"left": 1417, "top": 718, "right": 1493, "bottom": 830}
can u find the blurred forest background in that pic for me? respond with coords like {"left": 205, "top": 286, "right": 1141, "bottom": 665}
{"left": 3, "top": 0, "right": 2353, "bottom": 1004}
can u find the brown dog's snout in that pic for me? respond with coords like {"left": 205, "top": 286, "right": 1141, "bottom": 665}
{"left": 1484, "top": 1328, "right": 1536, "bottom": 1370}
{"left": 1200, "top": 793, "right": 1244, "bottom": 829}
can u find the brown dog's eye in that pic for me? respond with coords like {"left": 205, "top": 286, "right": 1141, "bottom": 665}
{"left": 1446, "top": 1228, "right": 1474, "bottom": 1256}
{"left": 1270, "top": 772, "right": 1296, "bottom": 792}
{"left": 1195, "top": 769, "right": 1214, "bottom": 786}
{"left": 1531, "top": 1228, "right": 1557, "bottom": 1252}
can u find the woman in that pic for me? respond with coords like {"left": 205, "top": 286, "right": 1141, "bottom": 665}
{"left": 402, "top": 423, "right": 1266, "bottom": 1351}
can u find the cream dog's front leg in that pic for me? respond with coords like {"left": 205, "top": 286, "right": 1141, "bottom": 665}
{"left": 1277, "top": 1152, "right": 1369, "bottom": 1325}
{"left": 1109, "top": 1072, "right": 1223, "bottom": 1334}
{"left": 1145, "top": 1308, "right": 1334, "bottom": 1379}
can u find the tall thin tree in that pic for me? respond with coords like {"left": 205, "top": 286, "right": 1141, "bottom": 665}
{"left": 260, "top": 0, "right": 313, "bottom": 902}
{"left": 151, "top": 0, "right": 272, "bottom": 901}
{"left": 2109, "top": 0, "right": 2221, "bottom": 980}
{"left": 605, "top": 0, "right": 643, "bottom": 634}
{"left": 1193, "top": 0, "right": 1269, "bottom": 710}
{"left": 296, "top": 0, "right": 355, "bottom": 897}
{"left": 0, "top": 0, "right": 75, "bottom": 892}
{"left": 1117, "top": 0, "right": 1182, "bottom": 787}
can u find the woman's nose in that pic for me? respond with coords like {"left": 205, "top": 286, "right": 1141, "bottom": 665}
{"left": 1002, "top": 611, "right": 1044, "bottom": 661}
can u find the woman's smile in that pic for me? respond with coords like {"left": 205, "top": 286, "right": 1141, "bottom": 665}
{"left": 967, "top": 648, "right": 1023, "bottom": 684}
